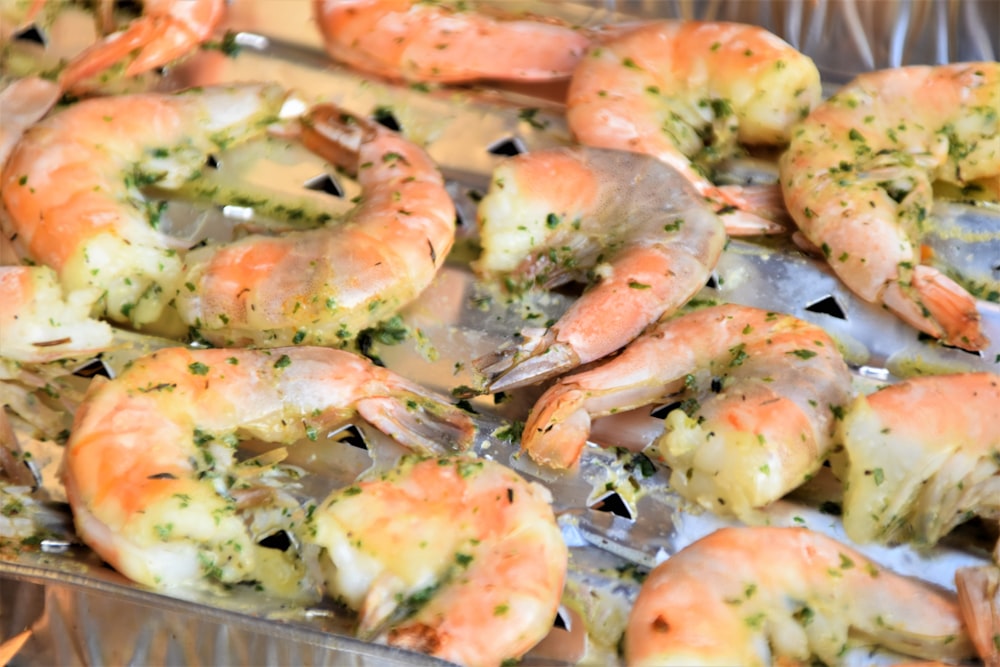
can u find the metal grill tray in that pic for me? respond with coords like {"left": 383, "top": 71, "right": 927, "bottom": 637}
{"left": 2, "top": 1, "right": 998, "bottom": 665}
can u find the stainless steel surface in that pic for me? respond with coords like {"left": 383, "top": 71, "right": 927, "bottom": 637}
{"left": 1, "top": 1, "right": 998, "bottom": 665}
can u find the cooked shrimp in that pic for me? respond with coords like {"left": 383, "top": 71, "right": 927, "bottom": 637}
{"left": 1, "top": 85, "right": 457, "bottom": 347}
{"left": 835, "top": 372, "right": 1000, "bottom": 547}
{"left": 62, "top": 346, "right": 475, "bottom": 593}
{"left": 1, "top": 83, "right": 287, "bottom": 331}
{"left": 473, "top": 146, "right": 726, "bottom": 393}
{"left": 313, "top": 0, "right": 591, "bottom": 84}
{"left": 780, "top": 63, "right": 999, "bottom": 351}
{"left": 0, "top": 265, "right": 113, "bottom": 364}
{"left": 310, "top": 454, "right": 567, "bottom": 667}
{"left": 566, "top": 20, "right": 822, "bottom": 235}
{"left": 58, "top": 0, "right": 226, "bottom": 91}
{"left": 522, "top": 304, "right": 852, "bottom": 520}
{"left": 177, "top": 103, "right": 456, "bottom": 346}
{"left": 625, "top": 526, "right": 974, "bottom": 666}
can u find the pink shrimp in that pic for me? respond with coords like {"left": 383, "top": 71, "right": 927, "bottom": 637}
{"left": 313, "top": 0, "right": 591, "bottom": 84}
{"left": 473, "top": 146, "right": 726, "bottom": 393}
{"left": 567, "top": 20, "right": 823, "bottom": 235}
{"left": 62, "top": 346, "right": 475, "bottom": 593}
{"left": 311, "top": 455, "right": 567, "bottom": 667}
{"left": 626, "top": 527, "right": 974, "bottom": 666}
{"left": 521, "top": 304, "right": 852, "bottom": 521}
{"left": 780, "top": 63, "right": 999, "bottom": 350}
{"left": 58, "top": 0, "right": 226, "bottom": 91}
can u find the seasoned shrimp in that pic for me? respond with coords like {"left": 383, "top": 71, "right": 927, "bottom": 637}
{"left": 62, "top": 346, "right": 475, "bottom": 593}
{"left": 835, "top": 372, "right": 1000, "bottom": 547}
{"left": 625, "top": 526, "right": 974, "bottom": 666}
{"left": 522, "top": 304, "right": 852, "bottom": 521}
{"left": 310, "top": 454, "right": 567, "bottom": 667}
{"left": 178, "top": 103, "right": 457, "bottom": 346}
{"left": 1, "top": 85, "right": 457, "bottom": 347}
{"left": 58, "top": 0, "right": 226, "bottom": 91}
{"left": 780, "top": 63, "right": 999, "bottom": 351}
{"left": 313, "top": 0, "right": 591, "bottom": 84}
{"left": 567, "top": 20, "right": 822, "bottom": 234}
{"left": 1, "top": 83, "right": 287, "bottom": 331}
{"left": 0, "top": 265, "right": 113, "bottom": 364}
{"left": 473, "top": 146, "right": 725, "bottom": 393}
{"left": 956, "top": 550, "right": 1000, "bottom": 667}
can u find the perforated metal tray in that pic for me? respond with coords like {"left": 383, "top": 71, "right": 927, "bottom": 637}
{"left": 1, "top": 2, "right": 998, "bottom": 665}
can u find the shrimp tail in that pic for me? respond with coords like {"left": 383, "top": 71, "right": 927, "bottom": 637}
{"left": 956, "top": 564, "right": 1000, "bottom": 667}
{"left": 521, "top": 387, "right": 591, "bottom": 469}
{"left": 882, "top": 265, "right": 988, "bottom": 351}
{"left": 474, "top": 328, "right": 579, "bottom": 394}
{"left": 298, "top": 104, "right": 378, "bottom": 173}
{"left": 713, "top": 183, "right": 788, "bottom": 236}
{"left": 356, "top": 394, "right": 475, "bottom": 455}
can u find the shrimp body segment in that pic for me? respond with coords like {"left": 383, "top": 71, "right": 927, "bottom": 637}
{"left": 58, "top": 0, "right": 226, "bottom": 91}
{"left": 780, "top": 63, "right": 1000, "bottom": 350}
{"left": 63, "top": 347, "right": 475, "bottom": 592}
{"left": 522, "top": 305, "right": 852, "bottom": 520}
{"left": 836, "top": 372, "right": 1000, "bottom": 547}
{"left": 1, "top": 83, "right": 287, "bottom": 331}
{"left": 177, "top": 104, "right": 457, "bottom": 347}
{"left": 311, "top": 455, "right": 568, "bottom": 667}
{"left": 474, "top": 146, "right": 726, "bottom": 392}
{"left": 313, "top": 0, "right": 591, "bottom": 84}
{"left": 625, "top": 526, "right": 974, "bottom": 666}
{"left": 567, "top": 20, "right": 822, "bottom": 231}
{"left": 0, "top": 265, "right": 113, "bottom": 364}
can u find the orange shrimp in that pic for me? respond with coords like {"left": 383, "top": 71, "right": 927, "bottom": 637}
{"left": 522, "top": 304, "right": 852, "bottom": 521}
{"left": 58, "top": 0, "right": 226, "bottom": 91}
{"left": 62, "top": 346, "right": 475, "bottom": 593}
{"left": 312, "top": 455, "right": 567, "bottom": 667}
{"left": 1, "top": 84, "right": 457, "bottom": 347}
{"left": 567, "top": 20, "right": 822, "bottom": 235}
{"left": 626, "top": 527, "right": 974, "bottom": 666}
{"left": 780, "top": 63, "right": 999, "bottom": 350}
{"left": 473, "top": 146, "right": 725, "bottom": 393}
{"left": 312, "top": 0, "right": 591, "bottom": 84}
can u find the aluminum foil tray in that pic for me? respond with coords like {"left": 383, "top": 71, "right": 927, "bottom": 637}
{"left": 1, "top": 1, "right": 998, "bottom": 665}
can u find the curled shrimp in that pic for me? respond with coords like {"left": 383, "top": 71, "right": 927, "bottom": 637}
{"left": 522, "top": 304, "right": 852, "bottom": 520}
{"left": 780, "top": 62, "right": 999, "bottom": 351}
{"left": 62, "top": 346, "right": 475, "bottom": 593}
{"left": 625, "top": 526, "right": 975, "bottom": 666}
{"left": 473, "top": 146, "right": 726, "bottom": 393}
{"left": 58, "top": 0, "right": 226, "bottom": 92}
{"left": 566, "top": 20, "right": 822, "bottom": 235}
{"left": 179, "top": 103, "right": 457, "bottom": 347}
{"left": 310, "top": 454, "right": 567, "bottom": 667}
{"left": 1, "top": 84, "right": 457, "bottom": 347}
{"left": 312, "top": 0, "right": 591, "bottom": 84}
{"left": 0, "top": 265, "right": 113, "bottom": 364}
{"left": 835, "top": 372, "right": 1000, "bottom": 547}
